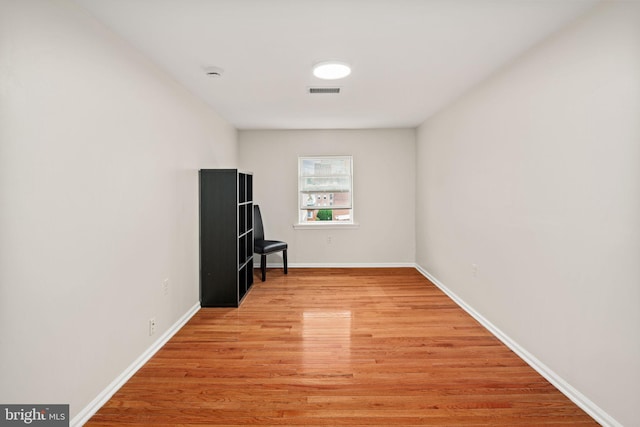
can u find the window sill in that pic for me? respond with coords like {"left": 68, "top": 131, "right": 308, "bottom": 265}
{"left": 293, "top": 222, "right": 360, "bottom": 230}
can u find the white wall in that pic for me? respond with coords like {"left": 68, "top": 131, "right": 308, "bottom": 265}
{"left": 239, "top": 129, "right": 415, "bottom": 266}
{"left": 416, "top": 2, "right": 640, "bottom": 425}
{"left": 0, "top": 0, "right": 237, "bottom": 420}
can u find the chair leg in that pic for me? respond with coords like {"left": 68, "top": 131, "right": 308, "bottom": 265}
{"left": 261, "top": 254, "right": 266, "bottom": 282}
{"left": 283, "top": 250, "right": 288, "bottom": 275}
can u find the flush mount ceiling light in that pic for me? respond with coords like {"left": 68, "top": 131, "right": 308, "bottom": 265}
{"left": 313, "top": 61, "right": 351, "bottom": 80}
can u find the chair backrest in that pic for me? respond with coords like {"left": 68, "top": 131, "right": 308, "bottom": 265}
{"left": 253, "top": 204, "right": 264, "bottom": 241}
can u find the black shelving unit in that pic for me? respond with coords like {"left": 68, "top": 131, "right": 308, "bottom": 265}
{"left": 199, "top": 169, "right": 254, "bottom": 307}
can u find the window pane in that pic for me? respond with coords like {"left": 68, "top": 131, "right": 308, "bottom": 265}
{"left": 298, "top": 156, "right": 353, "bottom": 224}
{"left": 300, "top": 191, "right": 351, "bottom": 209}
{"left": 300, "top": 209, "right": 351, "bottom": 222}
{"left": 300, "top": 158, "right": 351, "bottom": 176}
{"left": 300, "top": 176, "right": 351, "bottom": 192}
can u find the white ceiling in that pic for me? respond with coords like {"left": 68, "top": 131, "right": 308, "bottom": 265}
{"left": 73, "top": 0, "right": 600, "bottom": 130}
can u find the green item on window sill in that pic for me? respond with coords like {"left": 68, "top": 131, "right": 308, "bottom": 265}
{"left": 316, "top": 209, "right": 333, "bottom": 221}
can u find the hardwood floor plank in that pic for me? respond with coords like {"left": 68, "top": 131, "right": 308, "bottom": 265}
{"left": 87, "top": 268, "right": 597, "bottom": 426}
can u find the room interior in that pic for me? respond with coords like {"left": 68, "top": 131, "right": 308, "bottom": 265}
{"left": 0, "top": 1, "right": 638, "bottom": 426}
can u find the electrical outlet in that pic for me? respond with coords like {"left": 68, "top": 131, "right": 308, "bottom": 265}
{"left": 163, "top": 278, "right": 169, "bottom": 296}
{"left": 149, "top": 317, "right": 157, "bottom": 336}
{"left": 471, "top": 263, "right": 479, "bottom": 278}
{"left": 327, "top": 235, "right": 332, "bottom": 244}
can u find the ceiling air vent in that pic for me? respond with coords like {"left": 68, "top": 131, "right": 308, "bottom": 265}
{"left": 309, "top": 87, "right": 341, "bottom": 94}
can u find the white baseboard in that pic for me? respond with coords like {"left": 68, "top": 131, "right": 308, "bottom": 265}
{"left": 414, "top": 264, "right": 621, "bottom": 427}
{"left": 258, "top": 262, "right": 416, "bottom": 268}
{"left": 71, "top": 302, "right": 201, "bottom": 427}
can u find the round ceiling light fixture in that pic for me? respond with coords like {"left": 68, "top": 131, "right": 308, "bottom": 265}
{"left": 313, "top": 61, "right": 352, "bottom": 80}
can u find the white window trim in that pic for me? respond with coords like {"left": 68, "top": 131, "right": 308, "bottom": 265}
{"left": 293, "top": 222, "right": 360, "bottom": 230}
{"left": 296, "top": 155, "right": 354, "bottom": 227}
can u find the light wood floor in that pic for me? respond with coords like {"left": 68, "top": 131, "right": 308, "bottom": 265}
{"left": 88, "top": 268, "right": 597, "bottom": 426}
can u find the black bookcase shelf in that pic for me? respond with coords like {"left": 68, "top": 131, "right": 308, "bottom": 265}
{"left": 199, "top": 169, "right": 254, "bottom": 307}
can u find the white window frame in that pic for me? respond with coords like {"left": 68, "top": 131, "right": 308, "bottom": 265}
{"left": 295, "top": 155, "right": 357, "bottom": 228}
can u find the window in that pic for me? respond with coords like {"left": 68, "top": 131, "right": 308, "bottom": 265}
{"left": 298, "top": 156, "right": 353, "bottom": 224}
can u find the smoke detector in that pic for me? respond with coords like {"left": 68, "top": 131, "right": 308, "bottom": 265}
{"left": 203, "top": 66, "right": 224, "bottom": 77}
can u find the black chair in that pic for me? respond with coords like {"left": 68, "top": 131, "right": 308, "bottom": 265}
{"left": 253, "top": 205, "right": 288, "bottom": 281}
